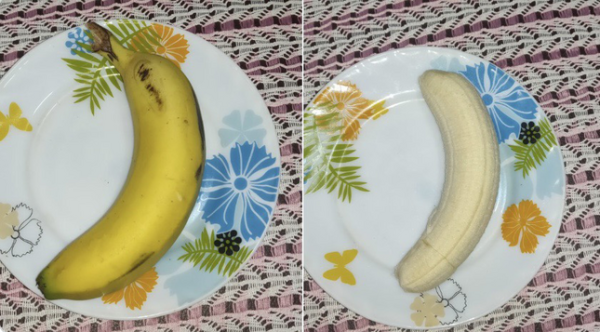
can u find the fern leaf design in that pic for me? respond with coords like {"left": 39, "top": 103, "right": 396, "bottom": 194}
{"left": 509, "top": 118, "right": 557, "bottom": 178}
{"left": 63, "top": 20, "right": 162, "bottom": 114}
{"left": 178, "top": 228, "right": 253, "bottom": 277}
{"left": 304, "top": 107, "right": 369, "bottom": 202}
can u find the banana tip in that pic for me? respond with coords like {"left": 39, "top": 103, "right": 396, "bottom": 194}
{"left": 36, "top": 273, "right": 50, "bottom": 298}
{"left": 85, "top": 22, "right": 117, "bottom": 61}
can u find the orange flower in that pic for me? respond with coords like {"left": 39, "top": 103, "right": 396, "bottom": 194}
{"left": 132, "top": 24, "right": 190, "bottom": 67}
{"left": 102, "top": 267, "right": 159, "bottom": 310}
{"left": 312, "top": 81, "right": 388, "bottom": 141}
{"left": 501, "top": 200, "right": 551, "bottom": 253}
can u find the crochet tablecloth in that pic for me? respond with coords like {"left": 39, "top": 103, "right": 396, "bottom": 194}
{"left": 304, "top": 0, "right": 600, "bottom": 331}
{"left": 0, "top": 1, "right": 301, "bottom": 331}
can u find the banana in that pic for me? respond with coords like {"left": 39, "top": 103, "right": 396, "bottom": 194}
{"left": 36, "top": 22, "right": 205, "bottom": 300}
{"left": 395, "top": 70, "right": 499, "bottom": 293}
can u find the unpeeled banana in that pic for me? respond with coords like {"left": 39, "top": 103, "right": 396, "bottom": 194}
{"left": 395, "top": 70, "right": 500, "bottom": 293}
{"left": 36, "top": 22, "right": 205, "bottom": 300}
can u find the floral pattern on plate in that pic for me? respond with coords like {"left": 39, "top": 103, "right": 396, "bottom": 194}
{"left": 179, "top": 227, "right": 252, "bottom": 277}
{"left": 62, "top": 19, "right": 190, "bottom": 114}
{"left": 501, "top": 200, "right": 551, "bottom": 253}
{"left": 304, "top": 81, "right": 390, "bottom": 202}
{"left": 508, "top": 118, "right": 558, "bottom": 178}
{"left": 177, "top": 108, "right": 279, "bottom": 279}
{"left": 218, "top": 109, "right": 266, "bottom": 147}
{"left": 102, "top": 267, "right": 159, "bottom": 310}
{"left": 449, "top": 59, "right": 559, "bottom": 253}
{"left": 198, "top": 141, "right": 279, "bottom": 241}
{"left": 410, "top": 279, "right": 467, "bottom": 327}
{"left": 460, "top": 62, "right": 538, "bottom": 144}
{"left": 0, "top": 203, "right": 42, "bottom": 258}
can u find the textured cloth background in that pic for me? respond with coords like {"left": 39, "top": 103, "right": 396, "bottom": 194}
{"left": 304, "top": 0, "right": 600, "bottom": 331}
{"left": 0, "top": 1, "right": 301, "bottom": 331}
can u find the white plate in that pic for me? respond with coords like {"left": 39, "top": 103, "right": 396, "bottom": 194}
{"left": 0, "top": 20, "right": 280, "bottom": 319}
{"left": 304, "top": 47, "right": 565, "bottom": 329}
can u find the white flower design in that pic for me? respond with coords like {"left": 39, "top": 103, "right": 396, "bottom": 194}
{"left": 435, "top": 278, "right": 467, "bottom": 325}
{"left": 0, "top": 203, "right": 43, "bottom": 257}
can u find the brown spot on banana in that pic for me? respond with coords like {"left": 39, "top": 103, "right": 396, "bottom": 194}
{"left": 145, "top": 84, "right": 163, "bottom": 108}
{"left": 137, "top": 63, "right": 151, "bottom": 81}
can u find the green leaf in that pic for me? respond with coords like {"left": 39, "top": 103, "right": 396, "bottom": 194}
{"left": 105, "top": 66, "right": 123, "bottom": 89}
{"left": 74, "top": 95, "right": 89, "bottom": 103}
{"left": 146, "top": 26, "right": 162, "bottom": 42}
{"left": 124, "top": 20, "right": 137, "bottom": 34}
{"left": 75, "top": 74, "right": 94, "bottom": 81}
{"left": 107, "top": 19, "right": 155, "bottom": 46}
{"left": 331, "top": 149, "right": 356, "bottom": 157}
{"left": 73, "top": 91, "right": 90, "bottom": 98}
{"left": 79, "top": 43, "right": 92, "bottom": 52}
{"left": 330, "top": 156, "right": 359, "bottom": 163}
{"left": 118, "top": 22, "right": 129, "bottom": 36}
{"left": 73, "top": 86, "right": 90, "bottom": 93}
{"left": 303, "top": 108, "right": 370, "bottom": 202}
{"left": 136, "top": 34, "right": 158, "bottom": 52}
{"left": 66, "top": 64, "right": 91, "bottom": 74}
{"left": 64, "top": 20, "right": 165, "bottom": 114}
{"left": 89, "top": 95, "right": 96, "bottom": 115}
{"left": 106, "top": 24, "right": 125, "bottom": 38}
{"left": 73, "top": 49, "right": 101, "bottom": 63}
{"left": 338, "top": 166, "right": 360, "bottom": 172}
{"left": 64, "top": 54, "right": 117, "bottom": 114}
{"left": 130, "top": 38, "right": 151, "bottom": 53}
{"left": 98, "top": 76, "right": 113, "bottom": 97}
{"left": 63, "top": 58, "right": 94, "bottom": 68}
{"left": 508, "top": 118, "right": 557, "bottom": 178}
{"left": 178, "top": 228, "right": 252, "bottom": 277}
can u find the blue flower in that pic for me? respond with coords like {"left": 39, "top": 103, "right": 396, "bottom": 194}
{"left": 199, "top": 142, "right": 279, "bottom": 241}
{"left": 218, "top": 110, "right": 266, "bottom": 147}
{"left": 65, "top": 27, "right": 91, "bottom": 55}
{"left": 461, "top": 62, "right": 538, "bottom": 143}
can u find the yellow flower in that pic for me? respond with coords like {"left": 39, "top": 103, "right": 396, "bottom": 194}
{"left": 501, "top": 200, "right": 551, "bottom": 253}
{"left": 0, "top": 102, "right": 33, "bottom": 142}
{"left": 312, "top": 81, "right": 388, "bottom": 141}
{"left": 102, "top": 267, "right": 158, "bottom": 310}
{"left": 132, "top": 24, "right": 190, "bottom": 68}
{"left": 0, "top": 203, "right": 18, "bottom": 239}
{"left": 410, "top": 293, "right": 445, "bottom": 327}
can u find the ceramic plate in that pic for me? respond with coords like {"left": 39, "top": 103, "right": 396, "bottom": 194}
{"left": 0, "top": 20, "right": 280, "bottom": 319}
{"left": 304, "top": 47, "right": 564, "bottom": 329}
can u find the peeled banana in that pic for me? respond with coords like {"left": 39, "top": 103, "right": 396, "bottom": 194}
{"left": 36, "top": 22, "right": 205, "bottom": 300}
{"left": 395, "top": 70, "right": 499, "bottom": 293}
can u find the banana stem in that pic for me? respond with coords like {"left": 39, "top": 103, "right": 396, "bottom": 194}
{"left": 86, "top": 22, "right": 118, "bottom": 62}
